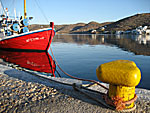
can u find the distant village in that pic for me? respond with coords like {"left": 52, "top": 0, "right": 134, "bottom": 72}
{"left": 115, "top": 26, "right": 150, "bottom": 35}
{"left": 91, "top": 26, "right": 150, "bottom": 35}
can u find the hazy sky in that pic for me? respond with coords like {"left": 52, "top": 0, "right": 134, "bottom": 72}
{"left": 1, "top": 0, "right": 150, "bottom": 25}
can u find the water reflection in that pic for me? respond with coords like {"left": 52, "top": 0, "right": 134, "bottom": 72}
{"left": 52, "top": 34, "right": 150, "bottom": 89}
{"left": 53, "top": 34, "right": 106, "bottom": 45}
{"left": 134, "top": 35, "right": 150, "bottom": 45}
{"left": 53, "top": 34, "right": 150, "bottom": 55}
{"left": 0, "top": 50, "right": 56, "bottom": 75}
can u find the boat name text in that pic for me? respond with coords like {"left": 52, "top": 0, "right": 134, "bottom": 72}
{"left": 26, "top": 37, "right": 45, "bottom": 42}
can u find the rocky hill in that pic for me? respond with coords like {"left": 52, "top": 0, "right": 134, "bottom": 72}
{"left": 28, "top": 13, "right": 150, "bottom": 34}
{"left": 55, "top": 23, "right": 86, "bottom": 34}
{"left": 28, "top": 22, "right": 112, "bottom": 34}
{"left": 105, "top": 13, "right": 150, "bottom": 31}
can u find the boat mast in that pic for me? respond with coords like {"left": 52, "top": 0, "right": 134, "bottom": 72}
{"left": 14, "top": 8, "right": 17, "bottom": 20}
{"left": 24, "top": 0, "right": 27, "bottom": 19}
{"left": 0, "top": 0, "right": 6, "bottom": 15}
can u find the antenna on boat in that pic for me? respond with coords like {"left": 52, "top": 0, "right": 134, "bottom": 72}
{"left": 24, "top": 0, "right": 27, "bottom": 19}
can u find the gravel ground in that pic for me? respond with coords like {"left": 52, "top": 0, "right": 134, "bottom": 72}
{"left": 0, "top": 74, "right": 59, "bottom": 113}
{"left": 0, "top": 63, "right": 150, "bottom": 113}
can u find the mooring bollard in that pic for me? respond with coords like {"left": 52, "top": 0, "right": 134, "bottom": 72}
{"left": 96, "top": 60, "right": 141, "bottom": 111}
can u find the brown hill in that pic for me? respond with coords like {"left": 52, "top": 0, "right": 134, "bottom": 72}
{"left": 28, "top": 21, "right": 111, "bottom": 34}
{"left": 71, "top": 21, "right": 112, "bottom": 33}
{"left": 28, "top": 13, "right": 150, "bottom": 34}
{"left": 105, "top": 13, "right": 150, "bottom": 31}
{"left": 55, "top": 21, "right": 112, "bottom": 34}
{"left": 55, "top": 23, "right": 86, "bottom": 34}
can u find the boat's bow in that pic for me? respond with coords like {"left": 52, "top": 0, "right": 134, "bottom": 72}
{"left": 0, "top": 24, "right": 55, "bottom": 51}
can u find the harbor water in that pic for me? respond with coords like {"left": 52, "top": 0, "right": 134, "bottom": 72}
{"left": 50, "top": 34, "right": 150, "bottom": 89}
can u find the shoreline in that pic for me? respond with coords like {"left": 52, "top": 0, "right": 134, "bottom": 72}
{"left": 0, "top": 60, "right": 150, "bottom": 112}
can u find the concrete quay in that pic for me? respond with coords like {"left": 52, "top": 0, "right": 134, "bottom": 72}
{"left": 0, "top": 63, "right": 150, "bottom": 113}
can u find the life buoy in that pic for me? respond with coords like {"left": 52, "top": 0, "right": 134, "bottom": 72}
{"left": 20, "top": 27, "right": 29, "bottom": 33}
{"left": 12, "top": 23, "right": 20, "bottom": 32}
{"left": 21, "top": 18, "right": 29, "bottom": 26}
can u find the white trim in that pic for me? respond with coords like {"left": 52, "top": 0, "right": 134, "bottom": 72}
{"left": 1, "top": 28, "right": 54, "bottom": 40}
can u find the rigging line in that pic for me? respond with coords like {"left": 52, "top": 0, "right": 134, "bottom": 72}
{"left": 7, "top": 0, "right": 14, "bottom": 12}
{"left": 9, "top": 0, "right": 16, "bottom": 16}
{"left": 1, "top": 0, "right": 14, "bottom": 14}
{"left": 0, "top": 0, "right": 6, "bottom": 14}
{"left": 34, "top": 0, "right": 49, "bottom": 23}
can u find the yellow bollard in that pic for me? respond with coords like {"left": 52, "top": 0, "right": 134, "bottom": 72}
{"left": 96, "top": 60, "right": 141, "bottom": 111}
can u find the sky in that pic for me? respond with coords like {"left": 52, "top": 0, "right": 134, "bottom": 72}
{"left": 1, "top": 0, "right": 150, "bottom": 25}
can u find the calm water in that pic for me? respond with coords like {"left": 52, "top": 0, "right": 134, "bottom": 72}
{"left": 49, "top": 34, "right": 150, "bottom": 89}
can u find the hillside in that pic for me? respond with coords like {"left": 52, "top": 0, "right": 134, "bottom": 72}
{"left": 71, "top": 22, "right": 112, "bottom": 34}
{"left": 105, "top": 13, "right": 150, "bottom": 31}
{"left": 28, "top": 22, "right": 112, "bottom": 34}
{"left": 28, "top": 13, "right": 150, "bottom": 34}
{"left": 55, "top": 23, "right": 86, "bottom": 34}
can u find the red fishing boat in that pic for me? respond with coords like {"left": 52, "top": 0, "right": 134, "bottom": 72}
{"left": 0, "top": 50, "right": 56, "bottom": 76}
{"left": 0, "top": 0, "right": 55, "bottom": 51}
{"left": 0, "top": 27, "right": 55, "bottom": 51}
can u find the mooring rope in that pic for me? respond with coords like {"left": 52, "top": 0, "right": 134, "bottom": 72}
{"left": 49, "top": 46, "right": 109, "bottom": 90}
{"left": 49, "top": 42, "right": 137, "bottom": 112}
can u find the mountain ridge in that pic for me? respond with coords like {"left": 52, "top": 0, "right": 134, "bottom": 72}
{"left": 28, "top": 13, "right": 150, "bottom": 34}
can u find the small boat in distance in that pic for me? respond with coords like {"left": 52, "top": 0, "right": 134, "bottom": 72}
{"left": 0, "top": 0, "right": 55, "bottom": 51}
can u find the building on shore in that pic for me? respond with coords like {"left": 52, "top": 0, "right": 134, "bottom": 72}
{"left": 115, "top": 31, "right": 124, "bottom": 35}
{"left": 131, "top": 26, "right": 150, "bottom": 35}
{"left": 114, "top": 26, "right": 150, "bottom": 35}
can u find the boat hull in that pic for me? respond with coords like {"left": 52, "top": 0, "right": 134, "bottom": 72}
{"left": 0, "top": 28, "right": 55, "bottom": 51}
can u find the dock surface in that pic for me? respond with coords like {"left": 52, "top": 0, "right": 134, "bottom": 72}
{"left": 0, "top": 61, "right": 150, "bottom": 113}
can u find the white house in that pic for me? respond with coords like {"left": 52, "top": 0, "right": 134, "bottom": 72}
{"left": 116, "top": 31, "right": 123, "bottom": 35}
{"left": 131, "top": 26, "right": 150, "bottom": 35}
{"left": 91, "top": 29, "right": 96, "bottom": 34}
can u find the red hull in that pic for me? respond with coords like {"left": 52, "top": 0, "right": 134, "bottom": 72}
{"left": 0, "top": 50, "right": 56, "bottom": 75}
{"left": 0, "top": 28, "right": 55, "bottom": 51}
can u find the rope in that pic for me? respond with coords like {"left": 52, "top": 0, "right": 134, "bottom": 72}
{"left": 0, "top": 0, "right": 6, "bottom": 14}
{"left": 34, "top": 0, "right": 49, "bottom": 23}
{"left": 8, "top": 0, "right": 16, "bottom": 15}
{"left": 103, "top": 93, "right": 137, "bottom": 111}
{"left": 72, "top": 83, "right": 115, "bottom": 109}
{"left": 4, "top": 55, "right": 137, "bottom": 112}
{"left": 49, "top": 46, "right": 109, "bottom": 90}
{"left": 73, "top": 84, "right": 137, "bottom": 112}
{"left": 49, "top": 39, "right": 137, "bottom": 112}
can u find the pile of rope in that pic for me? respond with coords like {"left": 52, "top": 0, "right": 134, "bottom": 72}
{"left": 103, "top": 93, "right": 137, "bottom": 111}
